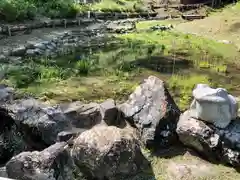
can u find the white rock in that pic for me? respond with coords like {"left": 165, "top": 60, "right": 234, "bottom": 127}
{"left": 189, "top": 84, "right": 238, "bottom": 128}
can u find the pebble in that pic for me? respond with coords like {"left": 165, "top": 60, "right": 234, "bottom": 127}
{"left": 26, "top": 49, "right": 36, "bottom": 56}
{"left": 0, "top": 55, "right": 6, "bottom": 62}
{"left": 11, "top": 46, "right": 26, "bottom": 56}
{"left": 9, "top": 56, "right": 22, "bottom": 64}
{"left": 34, "top": 43, "right": 46, "bottom": 50}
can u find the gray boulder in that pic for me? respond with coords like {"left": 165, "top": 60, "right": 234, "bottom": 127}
{"left": 60, "top": 101, "right": 101, "bottom": 129}
{"left": 120, "top": 76, "right": 180, "bottom": 148}
{"left": 71, "top": 125, "right": 149, "bottom": 180}
{"left": 6, "top": 142, "right": 77, "bottom": 180}
{"left": 7, "top": 98, "right": 71, "bottom": 149}
{"left": 177, "top": 110, "right": 240, "bottom": 167}
{"left": 0, "top": 95, "right": 121, "bottom": 152}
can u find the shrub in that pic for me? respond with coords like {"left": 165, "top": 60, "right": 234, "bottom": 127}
{"left": 75, "top": 59, "right": 91, "bottom": 75}
{"left": 0, "top": 0, "right": 78, "bottom": 21}
{"left": 0, "top": 0, "right": 36, "bottom": 21}
{"left": 39, "top": 0, "right": 78, "bottom": 18}
{"left": 6, "top": 65, "right": 40, "bottom": 88}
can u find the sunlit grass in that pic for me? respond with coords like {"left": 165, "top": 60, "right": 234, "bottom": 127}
{"left": 1, "top": 25, "right": 240, "bottom": 109}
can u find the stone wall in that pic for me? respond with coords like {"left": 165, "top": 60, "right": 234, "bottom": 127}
{"left": 0, "top": 29, "right": 121, "bottom": 63}
{"left": 0, "top": 11, "right": 175, "bottom": 37}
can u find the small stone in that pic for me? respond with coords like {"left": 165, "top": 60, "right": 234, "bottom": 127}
{"left": 0, "top": 55, "right": 7, "bottom": 62}
{"left": 46, "top": 44, "right": 56, "bottom": 50}
{"left": 0, "top": 167, "right": 8, "bottom": 178}
{"left": 2, "top": 49, "right": 11, "bottom": 56}
{"left": 34, "top": 48, "right": 45, "bottom": 55}
{"left": 11, "top": 46, "right": 26, "bottom": 56}
{"left": 51, "top": 37, "right": 59, "bottom": 43}
{"left": 34, "top": 43, "right": 46, "bottom": 50}
{"left": 219, "top": 40, "right": 231, "bottom": 44}
{"left": 50, "top": 42, "right": 57, "bottom": 48}
{"left": 9, "top": 56, "right": 22, "bottom": 63}
{"left": 26, "top": 49, "right": 36, "bottom": 56}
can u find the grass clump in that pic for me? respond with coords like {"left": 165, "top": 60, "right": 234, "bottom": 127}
{"left": 0, "top": 0, "right": 36, "bottom": 21}
{"left": 168, "top": 74, "right": 211, "bottom": 109}
{"left": 0, "top": 0, "right": 146, "bottom": 22}
{"left": 89, "top": 0, "right": 146, "bottom": 12}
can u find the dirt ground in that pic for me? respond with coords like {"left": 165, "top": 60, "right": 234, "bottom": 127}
{"left": 175, "top": 3, "right": 240, "bottom": 49}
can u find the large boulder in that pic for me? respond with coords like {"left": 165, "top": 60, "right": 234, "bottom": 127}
{"left": 6, "top": 142, "right": 77, "bottom": 180}
{"left": 7, "top": 98, "right": 72, "bottom": 149}
{"left": 71, "top": 125, "right": 150, "bottom": 180}
{"left": 177, "top": 110, "right": 240, "bottom": 167}
{"left": 120, "top": 76, "right": 180, "bottom": 148}
{"left": 189, "top": 84, "right": 238, "bottom": 128}
{"left": 0, "top": 95, "right": 121, "bottom": 159}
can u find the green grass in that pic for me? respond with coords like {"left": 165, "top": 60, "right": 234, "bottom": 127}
{"left": 118, "top": 29, "right": 238, "bottom": 60}
{"left": 124, "top": 147, "right": 240, "bottom": 180}
{"left": 88, "top": 0, "right": 146, "bottom": 12}
{"left": 1, "top": 21, "right": 240, "bottom": 109}
{"left": 1, "top": 7, "right": 240, "bottom": 180}
{"left": 0, "top": 0, "right": 146, "bottom": 22}
{"left": 168, "top": 74, "right": 211, "bottom": 109}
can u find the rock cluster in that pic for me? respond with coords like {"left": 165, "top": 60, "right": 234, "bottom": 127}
{"left": 0, "top": 19, "right": 139, "bottom": 63}
{"left": 150, "top": 24, "right": 173, "bottom": 31}
{"left": 0, "top": 28, "right": 107, "bottom": 63}
{"left": 106, "top": 20, "right": 137, "bottom": 33}
{"left": 0, "top": 76, "right": 240, "bottom": 179}
{"left": 177, "top": 84, "right": 240, "bottom": 167}
{"left": 0, "top": 76, "right": 177, "bottom": 179}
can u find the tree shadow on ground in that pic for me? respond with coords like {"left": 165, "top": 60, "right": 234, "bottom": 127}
{"left": 132, "top": 55, "right": 193, "bottom": 74}
{"left": 151, "top": 142, "right": 240, "bottom": 174}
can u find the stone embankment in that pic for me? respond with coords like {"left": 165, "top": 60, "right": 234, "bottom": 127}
{"left": 0, "top": 20, "right": 133, "bottom": 64}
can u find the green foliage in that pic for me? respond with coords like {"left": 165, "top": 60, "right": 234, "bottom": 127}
{"left": 90, "top": 0, "right": 146, "bottom": 13}
{"left": 0, "top": 0, "right": 78, "bottom": 21}
{"left": 1, "top": 23, "right": 239, "bottom": 107}
{"left": 0, "top": 0, "right": 145, "bottom": 22}
{"left": 168, "top": 74, "right": 211, "bottom": 109}
{"left": 6, "top": 64, "right": 40, "bottom": 88}
{"left": 35, "top": 0, "right": 78, "bottom": 18}
{"left": 0, "top": 0, "right": 36, "bottom": 21}
{"left": 75, "top": 60, "right": 92, "bottom": 75}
